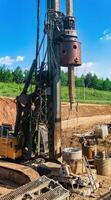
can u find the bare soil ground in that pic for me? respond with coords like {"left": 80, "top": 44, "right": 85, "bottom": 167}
{"left": 61, "top": 103, "right": 111, "bottom": 148}
{"left": 62, "top": 102, "right": 111, "bottom": 120}
{"left": 1, "top": 97, "right": 111, "bottom": 125}
{"left": 1, "top": 97, "right": 111, "bottom": 147}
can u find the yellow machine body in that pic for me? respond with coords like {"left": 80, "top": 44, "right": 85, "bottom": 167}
{"left": 0, "top": 135, "right": 22, "bottom": 160}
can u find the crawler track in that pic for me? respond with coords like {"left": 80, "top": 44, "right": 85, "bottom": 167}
{"left": 0, "top": 161, "right": 39, "bottom": 196}
{"left": 0, "top": 176, "right": 69, "bottom": 200}
{"left": 0, "top": 161, "right": 39, "bottom": 184}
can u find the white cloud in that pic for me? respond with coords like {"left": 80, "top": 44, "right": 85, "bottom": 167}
{"left": 0, "top": 55, "right": 25, "bottom": 66}
{"left": 100, "top": 34, "right": 111, "bottom": 41}
{"left": 103, "top": 29, "right": 109, "bottom": 35}
{"left": 75, "top": 62, "right": 99, "bottom": 78}
{"left": 61, "top": 67, "right": 68, "bottom": 72}
{"left": 81, "top": 62, "right": 96, "bottom": 68}
{"left": 16, "top": 56, "right": 24, "bottom": 62}
{"left": 61, "top": 62, "right": 96, "bottom": 73}
{"left": 0, "top": 56, "right": 14, "bottom": 65}
{"left": 100, "top": 28, "right": 111, "bottom": 41}
{"left": 104, "top": 34, "right": 111, "bottom": 40}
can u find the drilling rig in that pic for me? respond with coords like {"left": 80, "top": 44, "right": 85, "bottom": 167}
{"left": 0, "top": 0, "right": 81, "bottom": 160}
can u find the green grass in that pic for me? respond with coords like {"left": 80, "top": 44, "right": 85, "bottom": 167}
{"left": 0, "top": 82, "right": 24, "bottom": 97}
{"left": 1, "top": 82, "right": 111, "bottom": 104}
{"left": 0, "top": 82, "right": 35, "bottom": 97}
{"left": 61, "top": 86, "right": 111, "bottom": 104}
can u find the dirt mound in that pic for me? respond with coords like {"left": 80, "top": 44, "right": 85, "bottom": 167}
{"left": 0, "top": 97, "right": 16, "bottom": 126}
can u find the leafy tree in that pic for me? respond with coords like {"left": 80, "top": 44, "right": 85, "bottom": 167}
{"left": 24, "top": 69, "right": 29, "bottom": 82}
{"left": 13, "top": 66, "right": 24, "bottom": 83}
{"left": 103, "top": 78, "right": 111, "bottom": 91}
{"left": 91, "top": 74, "right": 98, "bottom": 89}
{"left": 75, "top": 76, "right": 84, "bottom": 87}
{"left": 0, "top": 65, "right": 5, "bottom": 82}
{"left": 61, "top": 70, "right": 68, "bottom": 86}
{"left": 1, "top": 64, "right": 111, "bottom": 94}
{"left": 0, "top": 65, "right": 13, "bottom": 82}
{"left": 4, "top": 69, "right": 13, "bottom": 82}
{"left": 84, "top": 73, "right": 93, "bottom": 88}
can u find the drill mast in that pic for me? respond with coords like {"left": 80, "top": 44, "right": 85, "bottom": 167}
{"left": 14, "top": 0, "right": 81, "bottom": 160}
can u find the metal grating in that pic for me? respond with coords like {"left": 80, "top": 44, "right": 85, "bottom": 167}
{"left": 0, "top": 176, "right": 69, "bottom": 200}
{"left": 0, "top": 176, "right": 50, "bottom": 200}
{"left": 35, "top": 185, "right": 69, "bottom": 200}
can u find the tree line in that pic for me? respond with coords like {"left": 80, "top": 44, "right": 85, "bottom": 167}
{"left": 0, "top": 65, "right": 111, "bottom": 92}
{"left": 0, "top": 66, "right": 29, "bottom": 83}
{"left": 61, "top": 71, "right": 111, "bottom": 92}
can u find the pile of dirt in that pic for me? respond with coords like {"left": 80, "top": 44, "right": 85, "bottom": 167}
{"left": 0, "top": 97, "right": 16, "bottom": 126}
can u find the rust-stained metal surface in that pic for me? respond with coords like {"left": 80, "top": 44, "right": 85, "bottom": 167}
{"left": 82, "top": 145, "right": 97, "bottom": 160}
{"left": 66, "top": 0, "right": 75, "bottom": 109}
{"left": 60, "top": 39, "right": 81, "bottom": 67}
{"left": 95, "top": 158, "right": 111, "bottom": 177}
{"left": 68, "top": 66, "right": 75, "bottom": 109}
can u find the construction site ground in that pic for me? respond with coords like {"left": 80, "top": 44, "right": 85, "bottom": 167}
{"left": 1, "top": 97, "right": 111, "bottom": 128}
{"left": 1, "top": 97, "right": 111, "bottom": 199}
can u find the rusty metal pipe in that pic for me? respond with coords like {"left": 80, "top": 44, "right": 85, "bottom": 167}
{"left": 68, "top": 67, "right": 75, "bottom": 109}
{"left": 66, "top": 0, "right": 75, "bottom": 109}
{"left": 66, "top": 0, "right": 73, "bottom": 16}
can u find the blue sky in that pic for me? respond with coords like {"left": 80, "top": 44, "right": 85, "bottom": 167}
{"left": 0, "top": 0, "right": 111, "bottom": 78}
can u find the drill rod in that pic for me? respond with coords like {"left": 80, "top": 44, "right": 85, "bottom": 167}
{"left": 66, "top": 0, "right": 75, "bottom": 109}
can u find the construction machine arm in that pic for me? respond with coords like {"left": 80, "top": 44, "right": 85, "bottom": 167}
{"left": 22, "top": 33, "right": 46, "bottom": 95}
